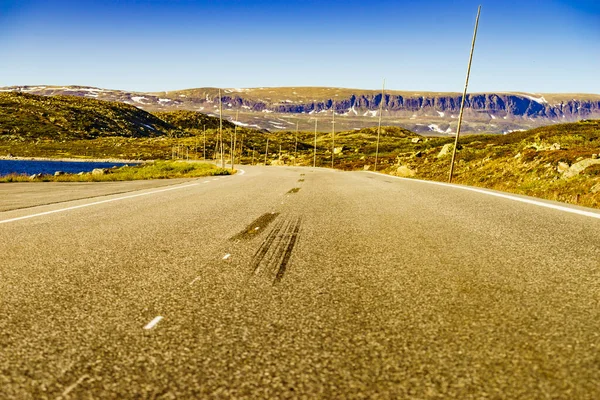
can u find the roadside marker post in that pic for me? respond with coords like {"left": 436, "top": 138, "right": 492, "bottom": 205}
{"left": 449, "top": 5, "right": 481, "bottom": 183}
{"left": 332, "top": 103, "right": 336, "bottom": 169}
{"left": 313, "top": 119, "right": 318, "bottom": 168}
{"left": 264, "top": 138, "right": 269, "bottom": 165}
{"left": 294, "top": 121, "right": 299, "bottom": 166}
{"left": 374, "top": 78, "right": 385, "bottom": 172}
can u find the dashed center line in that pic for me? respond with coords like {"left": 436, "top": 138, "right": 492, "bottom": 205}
{"left": 143, "top": 316, "right": 163, "bottom": 330}
{"left": 189, "top": 276, "right": 201, "bottom": 285}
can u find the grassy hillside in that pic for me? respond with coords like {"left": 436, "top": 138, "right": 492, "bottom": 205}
{"left": 153, "top": 110, "right": 235, "bottom": 131}
{"left": 0, "top": 92, "right": 178, "bottom": 139}
{"left": 380, "top": 120, "right": 600, "bottom": 208}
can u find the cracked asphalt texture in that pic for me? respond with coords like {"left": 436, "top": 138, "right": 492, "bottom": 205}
{"left": 1, "top": 166, "right": 599, "bottom": 399}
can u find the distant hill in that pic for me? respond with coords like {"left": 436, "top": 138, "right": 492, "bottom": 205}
{"left": 0, "top": 92, "right": 176, "bottom": 140}
{"left": 0, "top": 92, "right": 234, "bottom": 140}
{"left": 2, "top": 85, "right": 600, "bottom": 135}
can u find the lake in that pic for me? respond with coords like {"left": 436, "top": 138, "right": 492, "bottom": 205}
{"left": 0, "top": 159, "right": 136, "bottom": 177}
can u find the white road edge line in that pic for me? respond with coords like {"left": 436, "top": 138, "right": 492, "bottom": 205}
{"left": 364, "top": 171, "right": 600, "bottom": 220}
{"left": 0, "top": 182, "right": 201, "bottom": 225}
{"left": 143, "top": 316, "right": 163, "bottom": 330}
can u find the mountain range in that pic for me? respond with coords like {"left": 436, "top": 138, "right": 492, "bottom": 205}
{"left": 1, "top": 85, "right": 599, "bottom": 135}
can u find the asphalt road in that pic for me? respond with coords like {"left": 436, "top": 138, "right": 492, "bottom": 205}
{"left": 1, "top": 166, "right": 599, "bottom": 399}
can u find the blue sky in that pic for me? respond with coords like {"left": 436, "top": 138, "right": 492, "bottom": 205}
{"left": 1, "top": 0, "right": 598, "bottom": 93}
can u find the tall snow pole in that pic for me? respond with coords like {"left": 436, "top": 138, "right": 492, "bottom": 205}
{"left": 203, "top": 125, "right": 206, "bottom": 161}
{"left": 449, "top": 5, "right": 481, "bottom": 183}
{"left": 331, "top": 103, "right": 336, "bottom": 169}
{"left": 264, "top": 137, "right": 269, "bottom": 165}
{"left": 218, "top": 89, "right": 225, "bottom": 168}
{"left": 232, "top": 110, "right": 238, "bottom": 170}
{"left": 294, "top": 120, "right": 299, "bottom": 166}
{"left": 374, "top": 79, "right": 385, "bottom": 172}
{"left": 313, "top": 118, "right": 318, "bottom": 168}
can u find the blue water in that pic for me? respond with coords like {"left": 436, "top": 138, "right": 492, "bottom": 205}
{"left": 0, "top": 160, "right": 135, "bottom": 177}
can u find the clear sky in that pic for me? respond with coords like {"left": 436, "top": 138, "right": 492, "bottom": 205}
{"left": 1, "top": 0, "right": 598, "bottom": 93}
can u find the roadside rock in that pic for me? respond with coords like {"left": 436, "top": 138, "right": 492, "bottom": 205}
{"left": 549, "top": 143, "right": 561, "bottom": 151}
{"left": 54, "top": 171, "right": 65, "bottom": 176}
{"left": 563, "top": 158, "right": 600, "bottom": 178}
{"left": 29, "top": 173, "right": 43, "bottom": 180}
{"left": 437, "top": 143, "right": 452, "bottom": 158}
{"left": 333, "top": 146, "right": 344, "bottom": 155}
{"left": 411, "top": 138, "right": 422, "bottom": 143}
{"left": 363, "top": 165, "right": 371, "bottom": 171}
{"left": 396, "top": 165, "right": 416, "bottom": 177}
{"left": 557, "top": 162, "right": 570, "bottom": 173}
{"left": 92, "top": 168, "right": 106, "bottom": 176}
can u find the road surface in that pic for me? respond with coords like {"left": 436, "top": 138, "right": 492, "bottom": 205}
{"left": 1, "top": 166, "right": 599, "bottom": 399}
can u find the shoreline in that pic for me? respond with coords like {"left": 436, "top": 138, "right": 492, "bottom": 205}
{"left": 0, "top": 156, "right": 149, "bottom": 163}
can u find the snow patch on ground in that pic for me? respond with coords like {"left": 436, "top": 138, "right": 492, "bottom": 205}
{"left": 437, "top": 111, "right": 445, "bottom": 117}
{"left": 131, "top": 96, "right": 148, "bottom": 103}
{"left": 242, "top": 105, "right": 251, "bottom": 109}
{"left": 522, "top": 94, "right": 547, "bottom": 104}
{"left": 158, "top": 98, "right": 171, "bottom": 103}
{"left": 428, "top": 124, "right": 452, "bottom": 134}
{"left": 363, "top": 110, "right": 377, "bottom": 117}
{"left": 490, "top": 114, "right": 496, "bottom": 119}
{"left": 262, "top": 109, "right": 274, "bottom": 113}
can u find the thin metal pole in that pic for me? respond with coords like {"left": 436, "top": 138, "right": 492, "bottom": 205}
{"left": 294, "top": 121, "right": 299, "bottom": 166}
{"left": 449, "top": 5, "right": 481, "bottom": 183}
{"left": 264, "top": 138, "right": 269, "bottom": 165}
{"left": 252, "top": 146, "right": 255, "bottom": 165}
{"left": 374, "top": 78, "right": 385, "bottom": 172}
{"left": 218, "top": 89, "right": 225, "bottom": 168}
{"left": 331, "top": 103, "right": 335, "bottom": 169}
{"left": 313, "top": 119, "right": 318, "bottom": 168}
{"left": 203, "top": 125, "right": 206, "bottom": 161}
{"left": 232, "top": 110, "right": 238, "bottom": 170}
{"left": 238, "top": 135, "right": 245, "bottom": 164}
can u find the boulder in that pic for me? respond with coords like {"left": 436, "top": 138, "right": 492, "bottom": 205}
{"left": 396, "top": 165, "right": 416, "bottom": 177}
{"left": 92, "top": 168, "right": 106, "bottom": 176}
{"left": 333, "top": 146, "right": 344, "bottom": 155}
{"left": 557, "top": 162, "right": 570, "bottom": 173}
{"left": 411, "top": 137, "right": 422, "bottom": 143}
{"left": 437, "top": 143, "right": 453, "bottom": 158}
{"left": 363, "top": 165, "right": 371, "bottom": 171}
{"left": 563, "top": 159, "right": 600, "bottom": 178}
{"left": 54, "top": 171, "right": 65, "bottom": 176}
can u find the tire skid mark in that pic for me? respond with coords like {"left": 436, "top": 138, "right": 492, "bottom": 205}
{"left": 274, "top": 217, "right": 301, "bottom": 284}
{"left": 230, "top": 212, "right": 280, "bottom": 241}
{"left": 251, "top": 218, "right": 286, "bottom": 275}
{"left": 249, "top": 216, "right": 301, "bottom": 284}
